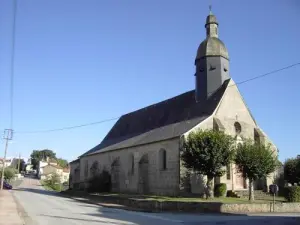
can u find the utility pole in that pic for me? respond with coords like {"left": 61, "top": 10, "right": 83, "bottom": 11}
{"left": 0, "top": 129, "right": 13, "bottom": 190}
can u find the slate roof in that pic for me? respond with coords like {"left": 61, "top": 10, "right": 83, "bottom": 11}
{"left": 69, "top": 158, "right": 80, "bottom": 164}
{"left": 82, "top": 79, "right": 230, "bottom": 156}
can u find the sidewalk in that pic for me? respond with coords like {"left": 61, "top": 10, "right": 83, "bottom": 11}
{"left": 0, "top": 190, "right": 24, "bottom": 225}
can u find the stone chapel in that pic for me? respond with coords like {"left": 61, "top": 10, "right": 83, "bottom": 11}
{"left": 69, "top": 11, "right": 278, "bottom": 196}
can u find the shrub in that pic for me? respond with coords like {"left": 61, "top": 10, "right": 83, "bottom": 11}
{"left": 0, "top": 167, "right": 17, "bottom": 180}
{"left": 87, "top": 170, "right": 111, "bottom": 193}
{"left": 284, "top": 186, "right": 300, "bottom": 202}
{"left": 214, "top": 183, "right": 227, "bottom": 197}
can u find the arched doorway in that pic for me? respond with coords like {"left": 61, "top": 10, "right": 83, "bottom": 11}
{"left": 235, "top": 165, "right": 246, "bottom": 189}
{"left": 111, "top": 158, "right": 121, "bottom": 192}
{"left": 138, "top": 154, "right": 149, "bottom": 194}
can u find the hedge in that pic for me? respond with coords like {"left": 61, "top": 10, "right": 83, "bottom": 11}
{"left": 284, "top": 186, "right": 300, "bottom": 202}
{"left": 87, "top": 170, "right": 111, "bottom": 193}
{"left": 214, "top": 183, "right": 227, "bottom": 197}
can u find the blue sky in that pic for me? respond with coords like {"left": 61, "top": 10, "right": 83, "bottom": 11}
{"left": 0, "top": 0, "right": 299, "bottom": 162}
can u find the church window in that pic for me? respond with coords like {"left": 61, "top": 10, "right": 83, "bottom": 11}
{"left": 234, "top": 122, "right": 242, "bottom": 135}
{"left": 84, "top": 160, "right": 89, "bottom": 178}
{"left": 90, "top": 161, "right": 99, "bottom": 177}
{"left": 128, "top": 153, "right": 134, "bottom": 175}
{"left": 159, "top": 149, "right": 167, "bottom": 171}
{"left": 226, "top": 164, "right": 231, "bottom": 180}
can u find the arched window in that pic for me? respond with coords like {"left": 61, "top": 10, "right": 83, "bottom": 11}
{"left": 84, "top": 160, "right": 89, "bottom": 177}
{"left": 234, "top": 122, "right": 242, "bottom": 135}
{"left": 128, "top": 153, "right": 134, "bottom": 175}
{"left": 159, "top": 149, "right": 167, "bottom": 171}
{"left": 90, "top": 161, "right": 99, "bottom": 177}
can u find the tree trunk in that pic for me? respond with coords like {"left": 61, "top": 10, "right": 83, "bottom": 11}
{"left": 248, "top": 179, "right": 254, "bottom": 201}
{"left": 206, "top": 176, "right": 214, "bottom": 199}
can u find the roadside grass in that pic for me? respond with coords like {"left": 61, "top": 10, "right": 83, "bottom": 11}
{"left": 90, "top": 192, "right": 286, "bottom": 203}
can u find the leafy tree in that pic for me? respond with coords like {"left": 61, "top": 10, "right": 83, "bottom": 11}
{"left": 235, "top": 140, "right": 277, "bottom": 201}
{"left": 284, "top": 158, "right": 300, "bottom": 185}
{"left": 57, "top": 158, "right": 69, "bottom": 168}
{"left": 181, "top": 130, "right": 235, "bottom": 198}
{"left": 30, "top": 150, "right": 56, "bottom": 169}
{"left": 0, "top": 167, "right": 18, "bottom": 180}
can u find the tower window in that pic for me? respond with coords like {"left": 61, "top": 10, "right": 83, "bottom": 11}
{"left": 234, "top": 122, "right": 242, "bottom": 135}
{"left": 209, "top": 65, "right": 216, "bottom": 71}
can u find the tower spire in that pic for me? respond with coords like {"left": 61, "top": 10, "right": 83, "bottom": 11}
{"left": 209, "top": 5, "right": 212, "bottom": 15}
{"left": 205, "top": 8, "right": 218, "bottom": 38}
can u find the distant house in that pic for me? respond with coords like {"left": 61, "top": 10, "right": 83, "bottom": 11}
{"left": 38, "top": 157, "right": 70, "bottom": 183}
{"left": 25, "top": 164, "right": 33, "bottom": 172}
{"left": 0, "top": 158, "right": 13, "bottom": 168}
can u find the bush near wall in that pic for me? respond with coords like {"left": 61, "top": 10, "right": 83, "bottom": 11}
{"left": 214, "top": 183, "right": 227, "bottom": 197}
{"left": 284, "top": 186, "right": 300, "bottom": 202}
{"left": 87, "top": 170, "right": 111, "bottom": 193}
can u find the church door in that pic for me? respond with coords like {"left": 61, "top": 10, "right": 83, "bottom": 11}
{"left": 235, "top": 166, "right": 246, "bottom": 189}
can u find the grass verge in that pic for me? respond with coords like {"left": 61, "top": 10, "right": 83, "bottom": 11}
{"left": 89, "top": 192, "right": 286, "bottom": 203}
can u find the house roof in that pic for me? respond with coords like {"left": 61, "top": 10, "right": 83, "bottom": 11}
{"left": 44, "top": 164, "right": 63, "bottom": 170}
{"left": 83, "top": 79, "right": 230, "bottom": 156}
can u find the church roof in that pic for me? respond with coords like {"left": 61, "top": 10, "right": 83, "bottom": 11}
{"left": 196, "top": 37, "right": 229, "bottom": 60}
{"left": 83, "top": 79, "right": 230, "bottom": 156}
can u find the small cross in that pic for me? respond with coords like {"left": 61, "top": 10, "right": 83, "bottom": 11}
{"left": 209, "top": 5, "right": 212, "bottom": 14}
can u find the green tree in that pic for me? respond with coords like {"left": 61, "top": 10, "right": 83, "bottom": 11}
{"left": 235, "top": 140, "right": 277, "bottom": 201}
{"left": 284, "top": 158, "right": 300, "bottom": 185}
{"left": 30, "top": 149, "right": 56, "bottom": 169}
{"left": 57, "top": 158, "right": 69, "bottom": 168}
{"left": 0, "top": 167, "right": 18, "bottom": 180}
{"left": 181, "top": 130, "right": 235, "bottom": 198}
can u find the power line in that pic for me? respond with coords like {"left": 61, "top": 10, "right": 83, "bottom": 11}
{"left": 234, "top": 62, "right": 300, "bottom": 86}
{"left": 16, "top": 62, "right": 300, "bottom": 134}
{"left": 17, "top": 117, "right": 120, "bottom": 134}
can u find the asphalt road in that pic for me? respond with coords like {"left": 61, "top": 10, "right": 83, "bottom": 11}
{"left": 12, "top": 177, "right": 300, "bottom": 225}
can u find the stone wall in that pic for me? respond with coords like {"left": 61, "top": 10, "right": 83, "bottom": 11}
{"left": 78, "top": 138, "right": 181, "bottom": 196}
{"left": 69, "top": 161, "right": 80, "bottom": 189}
{"left": 64, "top": 191, "right": 300, "bottom": 213}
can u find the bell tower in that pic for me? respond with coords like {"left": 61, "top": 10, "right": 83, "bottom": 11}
{"left": 195, "top": 8, "right": 230, "bottom": 102}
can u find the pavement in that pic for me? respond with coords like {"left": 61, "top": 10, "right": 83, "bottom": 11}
{"left": 4, "top": 177, "right": 300, "bottom": 225}
{"left": 0, "top": 189, "right": 24, "bottom": 225}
